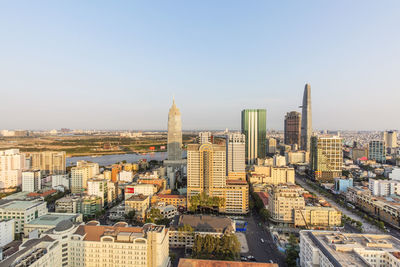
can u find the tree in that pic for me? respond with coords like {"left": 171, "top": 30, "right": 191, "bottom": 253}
{"left": 259, "top": 208, "right": 270, "bottom": 222}
{"left": 192, "top": 234, "right": 240, "bottom": 261}
{"left": 286, "top": 234, "right": 299, "bottom": 267}
{"left": 124, "top": 210, "right": 136, "bottom": 224}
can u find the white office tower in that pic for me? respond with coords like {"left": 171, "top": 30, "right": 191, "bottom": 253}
{"left": 51, "top": 174, "right": 70, "bottom": 190}
{"left": 0, "top": 149, "right": 26, "bottom": 189}
{"left": 199, "top": 132, "right": 212, "bottom": 144}
{"left": 22, "top": 170, "right": 42, "bottom": 192}
{"left": 226, "top": 133, "right": 246, "bottom": 174}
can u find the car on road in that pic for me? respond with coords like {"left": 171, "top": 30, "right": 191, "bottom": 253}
{"left": 240, "top": 256, "right": 248, "bottom": 262}
{"left": 260, "top": 238, "right": 264, "bottom": 243}
{"left": 247, "top": 256, "right": 256, "bottom": 262}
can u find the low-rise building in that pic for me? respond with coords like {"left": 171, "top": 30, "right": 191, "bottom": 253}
{"left": 249, "top": 166, "right": 295, "bottom": 185}
{"left": 300, "top": 230, "right": 400, "bottom": 267}
{"left": 23, "top": 212, "right": 83, "bottom": 237}
{"left": 368, "top": 178, "right": 400, "bottom": 196}
{"left": 154, "top": 204, "right": 178, "bottom": 219}
{"left": 125, "top": 183, "right": 157, "bottom": 199}
{"left": 334, "top": 178, "right": 353, "bottom": 193}
{"left": 0, "top": 199, "right": 48, "bottom": 233}
{"left": 1, "top": 221, "right": 170, "bottom": 267}
{"left": 51, "top": 174, "right": 70, "bottom": 190}
{"left": 169, "top": 214, "right": 235, "bottom": 248}
{"left": 55, "top": 195, "right": 102, "bottom": 217}
{"left": 125, "top": 194, "right": 150, "bottom": 221}
{"left": 153, "top": 194, "right": 187, "bottom": 208}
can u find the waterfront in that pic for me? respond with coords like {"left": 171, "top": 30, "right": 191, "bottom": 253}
{"left": 66, "top": 151, "right": 188, "bottom": 166}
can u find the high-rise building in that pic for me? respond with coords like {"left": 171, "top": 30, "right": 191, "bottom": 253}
{"left": 226, "top": 133, "right": 245, "bottom": 174}
{"left": 241, "top": 109, "right": 267, "bottom": 164}
{"left": 0, "top": 149, "right": 25, "bottom": 189}
{"left": 87, "top": 178, "right": 108, "bottom": 206}
{"left": 198, "top": 131, "right": 212, "bottom": 144}
{"left": 310, "top": 135, "right": 343, "bottom": 182}
{"left": 384, "top": 131, "right": 397, "bottom": 148}
{"left": 300, "top": 84, "right": 312, "bottom": 152}
{"left": 22, "top": 170, "right": 42, "bottom": 192}
{"left": 368, "top": 140, "right": 386, "bottom": 163}
{"left": 167, "top": 97, "right": 182, "bottom": 161}
{"left": 187, "top": 143, "right": 249, "bottom": 214}
{"left": 24, "top": 151, "right": 66, "bottom": 175}
{"left": 284, "top": 111, "right": 301, "bottom": 146}
{"left": 70, "top": 161, "right": 99, "bottom": 193}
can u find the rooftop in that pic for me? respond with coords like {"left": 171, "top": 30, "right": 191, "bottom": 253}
{"left": 171, "top": 215, "right": 234, "bottom": 233}
{"left": 26, "top": 213, "right": 79, "bottom": 226}
{"left": 178, "top": 259, "right": 278, "bottom": 267}
{"left": 126, "top": 194, "right": 149, "bottom": 201}
{"left": 0, "top": 200, "right": 45, "bottom": 211}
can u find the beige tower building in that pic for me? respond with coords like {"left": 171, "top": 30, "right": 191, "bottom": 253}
{"left": 167, "top": 97, "right": 182, "bottom": 161}
{"left": 24, "top": 151, "right": 66, "bottom": 175}
{"left": 310, "top": 135, "right": 343, "bottom": 182}
{"left": 71, "top": 161, "right": 99, "bottom": 193}
{"left": 187, "top": 143, "right": 248, "bottom": 214}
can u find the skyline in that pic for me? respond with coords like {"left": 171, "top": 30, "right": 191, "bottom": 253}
{"left": 1, "top": 1, "right": 400, "bottom": 131}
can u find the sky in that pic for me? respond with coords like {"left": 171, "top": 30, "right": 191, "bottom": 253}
{"left": 1, "top": 1, "right": 399, "bottom": 131}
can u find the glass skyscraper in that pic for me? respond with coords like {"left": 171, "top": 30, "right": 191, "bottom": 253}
{"left": 241, "top": 109, "right": 266, "bottom": 164}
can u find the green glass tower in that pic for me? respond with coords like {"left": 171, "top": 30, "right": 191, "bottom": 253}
{"left": 241, "top": 109, "right": 267, "bottom": 164}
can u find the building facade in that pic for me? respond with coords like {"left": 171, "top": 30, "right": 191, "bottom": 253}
{"left": 369, "top": 140, "right": 386, "bottom": 163}
{"left": 226, "top": 133, "right": 245, "bottom": 174}
{"left": 241, "top": 109, "right": 267, "bottom": 164}
{"left": 284, "top": 111, "right": 301, "bottom": 146}
{"left": 22, "top": 170, "right": 42, "bottom": 192}
{"left": 24, "top": 151, "right": 66, "bottom": 175}
{"left": 0, "top": 219, "right": 14, "bottom": 247}
{"left": 0, "top": 149, "right": 25, "bottom": 189}
{"left": 300, "top": 83, "right": 312, "bottom": 152}
{"left": 310, "top": 135, "right": 343, "bottom": 182}
{"left": 167, "top": 98, "right": 182, "bottom": 161}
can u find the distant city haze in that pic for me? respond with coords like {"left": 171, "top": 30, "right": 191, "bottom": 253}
{"left": 1, "top": 1, "right": 399, "bottom": 131}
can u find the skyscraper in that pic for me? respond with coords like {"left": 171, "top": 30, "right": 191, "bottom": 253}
{"left": 226, "top": 133, "right": 246, "bottom": 174}
{"left": 369, "top": 140, "right": 386, "bottom": 163}
{"left": 310, "top": 135, "right": 343, "bottom": 182}
{"left": 167, "top": 97, "right": 182, "bottom": 161}
{"left": 300, "top": 84, "right": 312, "bottom": 152}
{"left": 284, "top": 111, "right": 301, "bottom": 147}
{"left": 241, "top": 109, "right": 267, "bottom": 164}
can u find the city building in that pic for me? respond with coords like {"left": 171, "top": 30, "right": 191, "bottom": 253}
{"left": 23, "top": 212, "right": 82, "bottom": 237}
{"left": 334, "top": 178, "right": 353, "bottom": 193}
{"left": 368, "top": 178, "right": 400, "bottom": 196}
{"left": 125, "top": 183, "right": 157, "bottom": 199}
{"left": 55, "top": 195, "right": 102, "bottom": 216}
{"left": 284, "top": 111, "right": 301, "bottom": 146}
{"left": 384, "top": 131, "right": 398, "bottom": 148}
{"left": 300, "top": 230, "right": 400, "bottom": 267}
{"left": 51, "top": 174, "right": 70, "bottom": 190}
{"left": 351, "top": 147, "right": 368, "bottom": 160}
{"left": 269, "top": 185, "right": 341, "bottom": 228}
{"left": 369, "top": 140, "right": 386, "bottom": 163}
{"left": 186, "top": 143, "right": 249, "bottom": 214}
{"left": 241, "top": 109, "right": 267, "bottom": 164}
{"left": 266, "top": 137, "right": 277, "bottom": 154}
{"left": 226, "top": 133, "right": 245, "bottom": 174}
{"left": 87, "top": 178, "right": 108, "bottom": 206}
{"left": 22, "top": 170, "right": 42, "bottom": 192}
{"left": 70, "top": 161, "right": 99, "bottom": 193}
{"left": 153, "top": 204, "right": 178, "bottom": 219}
{"left": 0, "top": 199, "right": 48, "bottom": 233}
{"left": 300, "top": 83, "right": 312, "bottom": 152}
{"left": 249, "top": 166, "right": 295, "bottom": 185}
{"left": 152, "top": 194, "right": 187, "bottom": 208}
{"left": 285, "top": 151, "right": 309, "bottom": 164}
{"left": 310, "top": 135, "right": 343, "bottom": 182}
{"left": 199, "top": 132, "right": 212, "bottom": 144}
{"left": 24, "top": 151, "right": 66, "bottom": 175}
{"left": 0, "top": 149, "right": 25, "bottom": 189}
{"left": 169, "top": 214, "right": 235, "bottom": 248}
{"left": 118, "top": 170, "right": 133, "bottom": 183}
{"left": 125, "top": 194, "right": 150, "bottom": 221}
{"left": 1, "top": 221, "right": 170, "bottom": 267}
{"left": 166, "top": 97, "right": 183, "bottom": 161}
{"left": 0, "top": 219, "right": 14, "bottom": 247}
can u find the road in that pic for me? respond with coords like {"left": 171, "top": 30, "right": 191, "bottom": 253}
{"left": 243, "top": 212, "right": 287, "bottom": 266}
{"left": 296, "top": 175, "right": 383, "bottom": 234}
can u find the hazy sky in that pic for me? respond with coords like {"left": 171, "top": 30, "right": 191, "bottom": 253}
{"left": 1, "top": 1, "right": 399, "bottom": 131}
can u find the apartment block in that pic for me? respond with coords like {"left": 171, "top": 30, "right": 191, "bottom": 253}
{"left": 300, "top": 231, "right": 400, "bottom": 267}
{"left": 0, "top": 149, "right": 25, "bottom": 189}
{"left": 369, "top": 178, "right": 400, "bottom": 196}
{"left": 24, "top": 151, "right": 66, "bottom": 175}
{"left": 22, "top": 170, "right": 42, "bottom": 192}
{"left": 0, "top": 219, "right": 14, "bottom": 247}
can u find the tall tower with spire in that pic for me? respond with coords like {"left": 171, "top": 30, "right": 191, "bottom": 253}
{"left": 167, "top": 97, "right": 182, "bottom": 161}
{"left": 300, "top": 83, "right": 312, "bottom": 152}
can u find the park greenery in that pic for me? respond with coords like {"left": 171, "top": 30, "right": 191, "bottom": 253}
{"left": 192, "top": 234, "right": 240, "bottom": 261}
{"left": 145, "top": 208, "right": 172, "bottom": 226}
{"left": 188, "top": 192, "right": 225, "bottom": 212}
{"left": 285, "top": 234, "right": 299, "bottom": 267}
{"left": 251, "top": 192, "right": 270, "bottom": 222}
